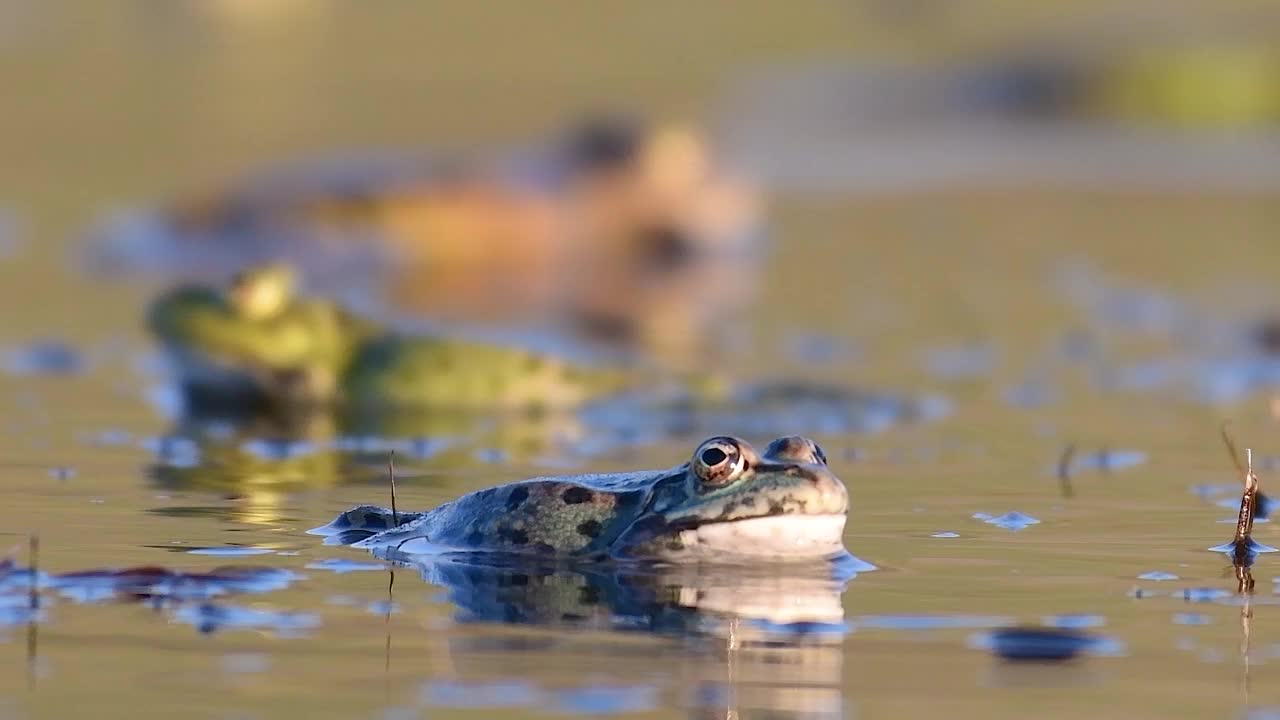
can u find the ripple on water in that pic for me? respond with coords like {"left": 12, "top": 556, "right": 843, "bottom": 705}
{"left": 974, "top": 512, "right": 1040, "bottom": 531}
{"left": 47, "top": 466, "right": 76, "bottom": 481}
{"left": 0, "top": 595, "right": 45, "bottom": 626}
{"left": 417, "top": 680, "right": 656, "bottom": 715}
{"left": 241, "top": 438, "right": 322, "bottom": 460}
{"left": 305, "top": 558, "right": 387, "bottom": 574}
{"left": 186, "top": 547, "right": 275, "bottom": 557}
{"left": 854, "top": 614, "right": 1014, "bottom": 631}
{"left": 140, "top": 436, "right": 201, "bottom": 467}
{"left": 1042, "top": 614, "right": 1105, "bottom": 629}
{"left": 1058, "top": 450, "right": 1148, "bottom": 475}
{"left": 1177, "top": 588, "right": 1232, "bottom": 603}
{"left": 49, "top": 566, "right": 301, "bottom": 603}
{"left": 172, "top": 603, "right": 320, "bottom": 636}
{"left": 1207, "top": 538, "right": 1279, "bottom": 556}
{"left": 3, "top": 340, "right": 84, "bottom": 376}
{"left": 1215, "top": 493, "right": 1276, "bottom": 520}
{"left": 922, "top": 344, "right": 995, "bottom": 379}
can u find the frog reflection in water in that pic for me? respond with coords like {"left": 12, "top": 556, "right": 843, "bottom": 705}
{"left": 147, "top": 263, "right": 640, "bottom": 412}
{"left": 312, "top": 435, "right": 850, "bottom": 562}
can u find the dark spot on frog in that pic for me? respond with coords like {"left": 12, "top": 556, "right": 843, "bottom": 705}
{"left": 562, "top": 486, "right": 592, "bottom": 504}
{"left": 576, "top": 520, "right": 603, "bottom": 538}
{"left": 506, "top": 486, "right": 529, "bottom": 510}
{"left": 497, "top": 526, "right": 530, "bottom": 545}
{"left": 362, "top": 514, "right": 388, "bottom": 531}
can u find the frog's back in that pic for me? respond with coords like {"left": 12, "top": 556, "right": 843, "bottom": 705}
{"left": 341, "top": 334, "right": 632, "bottom": 409}
{"left": 346, "top": 469, "right": 667, "bottom": 557}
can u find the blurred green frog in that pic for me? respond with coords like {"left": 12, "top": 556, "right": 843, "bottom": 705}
{"left": 147, "top": 263, "right": 652, "bottom": 413}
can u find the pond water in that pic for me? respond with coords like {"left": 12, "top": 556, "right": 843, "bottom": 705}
{"left": 4, "top": 4, "right": 1280, "bottom": 720}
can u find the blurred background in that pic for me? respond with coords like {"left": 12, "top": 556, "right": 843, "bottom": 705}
{"left": 3, "top": 0, "right": 1278, "bottom": 375}
{"left": 4, "top": 2, "right": 1280, "bottom": 718}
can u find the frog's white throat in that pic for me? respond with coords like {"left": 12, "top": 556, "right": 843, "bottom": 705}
{"left": 677, "top": 513, "right": 847, "bottom": 560}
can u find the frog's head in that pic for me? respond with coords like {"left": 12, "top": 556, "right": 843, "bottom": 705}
{"left": 226, "top": 263, "right": 298, "bottom": 321}
{"left": 611, "top": 435, "right": 849, "bottom": 562}
{"left": 146, "top": 265, "right": 335, "bottom": 396}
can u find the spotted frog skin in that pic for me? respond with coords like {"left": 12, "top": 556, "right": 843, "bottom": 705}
{"left": 148, "top": 263, "right": 638, "bottom": 410}
{"left": 310, "top": 435, "right": 849, "bottom": 563}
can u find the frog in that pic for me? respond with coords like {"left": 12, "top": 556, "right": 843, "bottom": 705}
{"left": 148, "top": 263, "right": 678, "bottom": 413}
{"left": 146, "top": 263, "right": 379, "bottom": 409}
{"left": 309, "top": 435, "right": 850, "bottom": 563}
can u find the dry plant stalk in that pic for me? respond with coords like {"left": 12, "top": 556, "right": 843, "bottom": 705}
{"left": 388, "top": 450, "right": 400, "bottom": 528}
{"left": 1221, "top": 425, "right": 1260, "bottom": 593}
{"left": 1221, "top": 426, "right": 1259, "bottom": 547}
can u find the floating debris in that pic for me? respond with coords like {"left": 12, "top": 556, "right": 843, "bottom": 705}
{"left": 1173, "top": 613, "right": 1213, "bottom": 626}
{"left": 1137, "top": 571, "right": 1180, "bottom": 581}
{"left": 975, "top": 512, "right": 1041, "bottom": 531}
{"left": 970, "top": 626, "right": 1123, "bottom": 661}
{"left": 931, "top": 531, "right": 960, "bottom": 538}
{"left": 47, "top": 467, "right": 76, "bottom": 482}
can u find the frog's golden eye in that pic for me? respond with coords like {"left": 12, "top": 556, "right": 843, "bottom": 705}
{"left": 692, "top": 437, "right": 747, "bottom": 486}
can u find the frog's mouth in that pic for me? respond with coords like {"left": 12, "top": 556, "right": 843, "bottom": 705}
{"left": 673, "top": 513, "right": 848, "bottom": 559}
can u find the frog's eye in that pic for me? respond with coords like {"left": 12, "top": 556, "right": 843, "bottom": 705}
{"left": 692, "top": 437, "right": 747, "bottom": 486}
{"left": 764, "top": 436, "right": 827, "bottom": 466}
